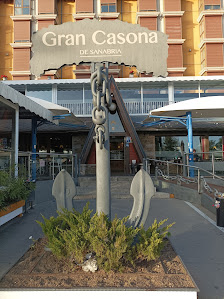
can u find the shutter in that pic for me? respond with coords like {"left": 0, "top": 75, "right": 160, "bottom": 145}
{"left": 205, "top": 16, "right": 222, "bottom": 38}
{"left": 139, "top": 17, "right": 157, "bottom": 30}
{"left": 13, "top": 48, "right": 30, "bottom": 71}
{"left": 38, "top": 0, "right": 55, "bottom": 14}
{"left": 165, "top": 17, "right": 182, "bottom": 39}
{"left": 206, "top": 43, "right": 223, "bottom": 66}
{"left": 204, "top": 0, "right": 221, "bottom": 5}
{"left": 76, "top": 0, "right": 93, "bottom": 13}
{"left": 38, "top": 20, "right": 55, "bottom": 30}
{"left": 164, "top": 0, "right": 181, "bottom": 11}
{"left": 13, "top": 76, "right": 30, "bottom": 80}
{"left": 167, "top": 44, "right": 183, "bottom": 68}
{"left": 14, "top": 20, "right": 30, "bottom": 42}
{"left": 138, "top": 0, "right": 157, "bottom": 11}
{"left": 101, "top": 0, "right": 116, "bottom": 3}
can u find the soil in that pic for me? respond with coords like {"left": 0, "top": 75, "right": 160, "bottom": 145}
{"left": 0, "top": 238, "right": 196, "bottom": 290}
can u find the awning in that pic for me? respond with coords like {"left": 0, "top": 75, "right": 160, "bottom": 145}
{"left": 28, "top": 96, "right": 83, "bottom": 126}
{"left": 0, "top": 83, "right": 53, "bottom": 122}
{"left": 149, "top": 96, "right": 224, "bottom": 118}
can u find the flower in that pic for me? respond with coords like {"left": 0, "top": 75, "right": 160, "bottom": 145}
{"left": 1, "top": 75, "right": 8, "bottom": 79}
{"left": 129, "top": 70, "right": 134, "bottom": 74}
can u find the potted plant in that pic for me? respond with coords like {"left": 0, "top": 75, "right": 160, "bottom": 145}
{"left": 1, "top": 75, "right": 8, "bottom": 81}
{"left": 129, "top": 70, "right": 134, "bottom": 78}
{"left": 0, "top": 170, "right": 35, "bottom": 226}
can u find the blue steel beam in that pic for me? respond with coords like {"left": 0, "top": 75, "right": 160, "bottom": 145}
{"left": 186, "top": 112, "right": 194, "bottom": 178}
{"left": 141, "top": 115, "right": 187, "bottom": 128}
{"left": 53, "top": 113, "right": 71, "bottom": 120}
{"left": 31, "top": 117, "right": 37, "bottom": 181}
{"left": 142, "top": 113, "right": 195, "bottom": 178}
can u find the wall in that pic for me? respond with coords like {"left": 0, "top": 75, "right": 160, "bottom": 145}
{"left": 0, "top": 1, "right": 13, "bottom": 80}
{"left": 182, "top": 0, "right": 201, "bottom": 76}
{"left": 138, "top": 133, "right": 155, "bottom": 158}
{"left": 72, "top": 133, "right": 88, "bottom": 157}
{"left": 58, "top": 0, "right": 76, "bottom": 79}
{"left": 117, "top": 0, "right": 138, "bottom": 77}
{"left": 153, "top": 178, "right": 216, "bottom": 214}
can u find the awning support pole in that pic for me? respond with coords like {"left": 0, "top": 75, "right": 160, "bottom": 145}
{"left": 32, "top": 117, "right": 37, "bottom": 181}
{"left": 186, "top": 111, "right": 194, "bottom": 178}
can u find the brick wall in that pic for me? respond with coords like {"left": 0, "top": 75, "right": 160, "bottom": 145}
{"left": 72, "top": 133, "right": 88, "bottom": 157}
{"left": 138, "top": 133, "right": 155, "bottom": 158}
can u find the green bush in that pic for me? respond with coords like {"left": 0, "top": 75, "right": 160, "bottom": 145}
{"left": 37, "top": 203, "right": 174, "bottom": 272}
{"left": 0, "top": 169, "right": 35, "bottom": 210}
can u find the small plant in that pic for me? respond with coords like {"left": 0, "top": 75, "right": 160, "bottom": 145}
{"left": 1, "top": 75, "right": 8, "bottom": 80}
{"left": 135, "top": 219, "right": 174, "bottom": 261}
{"left": 0, "top": 169, "right": 35, "bottom": 211}
{"left": 129, "top": 70, "right": 134, "bottom": 74}
{"left": 38, "top": 203, "right": 175, "bottom": 272}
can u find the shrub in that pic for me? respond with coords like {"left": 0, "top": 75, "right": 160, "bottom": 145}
{"left": 37, "top": 203, "right": 175, "bottom": 272}
{"left": 0, "top": 169, "right": 35, "bottom": 210}
{"left": 135, "top": 219, "right": 174, "bottom": 261}
{"left": 37, "top": 204, "right": 92, "bottom": 263}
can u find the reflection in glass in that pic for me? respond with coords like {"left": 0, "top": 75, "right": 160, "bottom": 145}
{"left": 26, "top": 87, "right": 52, "bottom": 102}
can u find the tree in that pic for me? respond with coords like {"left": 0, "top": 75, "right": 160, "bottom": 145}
{"left": 163, "top": 137, "right": 179, "bottom": 151}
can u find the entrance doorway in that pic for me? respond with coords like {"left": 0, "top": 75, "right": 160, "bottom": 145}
{"left": 110, "top": 136, "right": 124, "bottom": 175}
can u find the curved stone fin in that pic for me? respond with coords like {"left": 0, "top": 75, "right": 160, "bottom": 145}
{"left": 127, "top": 169, "right": 155, "bottom": 228}
{"left": 138, "top": 169, "right": 155, "bottom": 227}
{"left": 52, "top": 169, "right": 77, "bottom": 212}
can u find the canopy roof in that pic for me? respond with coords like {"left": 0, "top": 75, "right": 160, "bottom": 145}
{"left": 28, "top": 96, "right": 83, "bottom": 126}
{"left": 149, "top": 96, "right": 224, "bottom": 118}
{"left": 0, "top": 83, "right": 53, "bottom": 122}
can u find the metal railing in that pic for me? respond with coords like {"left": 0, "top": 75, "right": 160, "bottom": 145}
{"left": 60, "top": 100, "right": 168, "bottom": 116}
{"left": 143, "top": 157, "right": 224, "bottom": 198}
{"left": 184, "top": 151, "right": 224, "bottom": 178}
{"left": 0, "top": 150, "right": 78, "bottom": 182}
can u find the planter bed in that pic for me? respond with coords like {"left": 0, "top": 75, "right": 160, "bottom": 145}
{"left": 0, "top": 238, "right": 199, "bottom": 298}
{"left": 0, "top": 200, "right": 25, "bottom": 226}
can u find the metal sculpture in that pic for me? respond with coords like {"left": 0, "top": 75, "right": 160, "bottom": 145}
{"left": 52, "top": 66, "right": 155, "bottom": 228}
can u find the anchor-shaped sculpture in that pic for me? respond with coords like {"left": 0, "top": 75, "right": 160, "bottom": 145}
{"left": 52, "top": 64, "right": 155, "bottom": 227}
{"left": 52, "top": 168, "right": 155, "bottom": 228}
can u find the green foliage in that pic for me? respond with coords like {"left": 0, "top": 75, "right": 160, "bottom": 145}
{"left": 135, "top": 219, "right": 175, "bottom": 261}
{"left": 37, "top": 203, "right": 92, "bottom": 263}
{"left": 37, "top": 203, "right": 175, "bottom": 272}
{"left": 0, "top": 169, "right": 35, "bottom": 210}
{"left": 87, "top": 214, "right": 140, "bottom": 271}
{"left": 163, "top": 136, "right": 179, "bottom": 151}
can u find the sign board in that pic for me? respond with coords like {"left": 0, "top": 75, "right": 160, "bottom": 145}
{"left": 126, "top": 137, "right": 132, "bottom": 144}
{"left": 30, "top": 19, "right": 168, "bottom": 77}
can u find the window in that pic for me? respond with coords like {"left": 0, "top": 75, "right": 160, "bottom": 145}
{"left": 15, "top": 0, "right": 30, "bottom": 15}
{"left": 205, "top": 5, "right": 220, "bottom": 9}
{"left": 101, "top": 4, "right": 116, "bottom": 13}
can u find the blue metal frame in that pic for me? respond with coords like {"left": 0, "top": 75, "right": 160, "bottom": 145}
{"left": 142, "top": 113, "right": 194, "bottom": 177}
{"left": 31, "top": 117, "right": 37, "bottom": 181}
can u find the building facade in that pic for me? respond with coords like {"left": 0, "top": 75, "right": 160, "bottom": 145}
{"left": 1, "top": 0, "right": 224, "bottom": 175}
{"left": 1, "top": 0, "right": 224, "bottom": 80}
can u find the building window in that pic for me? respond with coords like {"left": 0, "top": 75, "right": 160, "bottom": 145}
{"left": 15, "top": 0, "right": 30, "bottom": 15}
{"left": 205, "top": 5, "right": 220, "bottom": 10}
{"left": 101, "top": 3, "right": 116, "bottom": 13}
